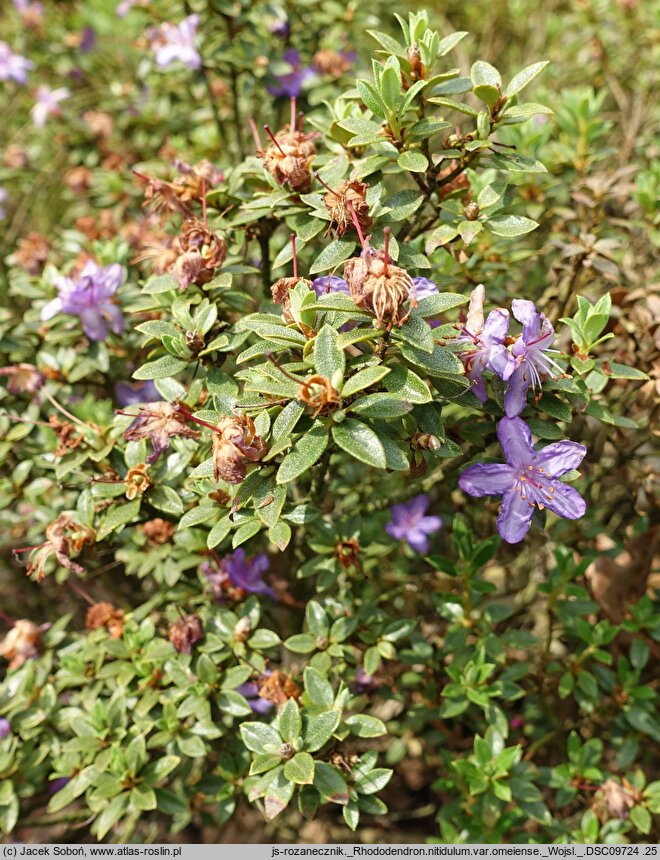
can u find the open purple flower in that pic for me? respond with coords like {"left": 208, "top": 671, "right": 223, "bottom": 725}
{"left": 457, "top": 285, "right": 514, "bottom": 402}
{"left": 504, "top": 299, "right": 563, "bottom": 417}
{"left": 41, "top": 260, "right": 124, "bottom": 341}
{"left": 31, "top": 86, "right": 70, "bottom": 128}
{"left": 312, "top": 275, "right": 350, "bottom": 297}
{"left": 458, "top": 416, "right": 587, "bottom": 544}
{"left": 409, "top": 277, "right": 438, "bottom": 303}
{"left": 203, "top": 549, "right": 275, "bottom": 600}
{"left": 386, "top": 494, "right": 442, "bottom": 554}
{"left": 48, "top": 776, "right": 70, "bottom": 795}
{"left": 0, "top": 41, "right": 33, "bottom": 84}
{"left": 267, "top": 49, "right": 314, "bottom": 98}
{"left": 0, "top": 718, "right": 10, "bottom": 738}
{"left": 151, "top": 14, "right": 201, "bottom": 71}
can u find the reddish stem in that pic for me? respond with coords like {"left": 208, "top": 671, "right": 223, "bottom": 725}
{"left": 201, "top": 178, "right": 208, "bottom": 227}
{"left": 264, "top": 352, "right": 303, "bottom": 385}
{"left": 0, "top": 610, "right": 15, "bottom": 626}
{"left": 67, "top": 580, "right": 96, "bottom": 607}
{"left": 383, "top": 227, "right": 391, "bottom": 277}
{"left": 297, "top": 111, "right": 303, "bottom": 134}
{"left": 314, "top": 171, "right": 339, "bottom": 198}
{"left": 290, "top": 96, "right": 296, "bottom": 133}
{"left": 173, "top": 405, "right": 221, "bottom": 434}
{"left": 291, "top": 233, "right": 298, "bottom": 279}
{"left": 248, "top": 116, "right": 262, "bottom": 149}
{"left": 347, "top": 200, "right": 369, "bottom": 251}
{"left": 263, "top": 125, "right": 285, "bottom": 156}
{"left": 12, "top": 544, "right": 46, "bottom": 554}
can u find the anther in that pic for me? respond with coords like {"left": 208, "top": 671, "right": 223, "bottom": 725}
{"left": 263, "top": 125, "right": 285, "bottom": 156}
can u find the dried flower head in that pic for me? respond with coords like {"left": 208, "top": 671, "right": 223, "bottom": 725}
{"left": 271, "top": 276, "right": 313, "bottom": 322}
{"left": 322, "top": 178, "right": 371, "bottom": 238}
{"left": 141, "top": 518, "right": 175, "bottom": 545}
{"left": 48, "top": 415, "right": 84, "bottom": 457}
{"left": 168, "top": 613, "right": 203, "bottom": 654}
{"left": 0, "top": 619, "right": 49, "bottom": 669}
{"left": 20, "top": 514, "right": 95, "bottom": 582}
{"left": 343, "top": 249, "right": 413, "bottom": 327}
{"left": 336, "top": 537, "right": 361, "bottom": 570}
{"left": 10, "top": 231, "right": 50, "bottom": 275}
{"left": 312, "top": 49, "right": 352, "bottom": 78}
{"left": 125, "top": 464, "right": 151, "bottom": 500}
{"left": 298, "top": 374, "right": 341, "bottom": 417}
{"left": 171, "top": 218, "right": 226, "bottom": 289}
{"left": 258, "top": 670, "right": 301, "bottom": 705}
{"left": 86, "top": 602, "right": 125, "bottom": 639}
{"left": 260, "top": 124, "right": 318, "bottom": 193}
{"left": 122, "top": 401, "right": 201, "bottom": 463}
{"left": 0, "top": 363, "right": 43, "bottom": 395}
{"left": 212, "top": 413, "right": 267, "bottom": 484}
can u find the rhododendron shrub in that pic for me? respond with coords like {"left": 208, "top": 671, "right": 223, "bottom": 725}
{"left": 0, "top": 0, "right": 657, "bottom": 846}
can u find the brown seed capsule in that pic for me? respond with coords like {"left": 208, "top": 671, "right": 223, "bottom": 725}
{"left": 312, "top": 49, "right": 352, "bottom": 78}
{"left": 260, "top": 127, "right": 318, "bottom": 193}
{"left": 323, "top": 179, "right": 372, "bottom": 238}
{"left": 407, "top": 44, "right": 424, "bottom": 80}
{"left": 171, "top": 218, "right": 227, "bottom": 290}
{"left": 0, "top": 363, "right": 44, "bottom": 395}
{"left": 10, "top": 232, "right": 50, "bottom": 275}
{"left": 21, "top": 514, "right": 95, "bottom": 582}
{"left": 258, "top": 670, "right": 301, "bottom": 705}
{"left": 0, "top": 620, "right": 49, "bottom": 669}
{"left": 465, "top": 202, "right": 480, "bottom": 221}
{"left": 141, "top": 518, "right": 175, "bottom": 545}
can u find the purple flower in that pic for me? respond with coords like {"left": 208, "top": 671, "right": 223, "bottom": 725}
{"left": 268, "top": 18, "right": 290, "bottom": 39}
{"left": 48, "top": 777, "right": 70, "bottom": 795}
{"left": 0, "top": 188, "right": 7, "bottom": 220}
{"left": 458, "top": 416, "right": 587, "bottom": 544}
{"left": 41, "top": 260, "right": 124, "bottom": 341}
{"left": 0, "top": 718, "right": 10, "bottom": 738}
{"left": 409, "top": 277, "right": 438, "bottom": 303}
{"left": 80, "top": 27, "right": 97, "bottom": 53}
{"left": 386, "top": 494, "right": 442, "bottom": 554}
{"left": 203, "top": 549, "right": 275, "bottom": 600}
{"left": 236, "top": 677, "right": 274, "bottom": 715}
{"left": 31, "top": 86, "right": 70, "bottom": 128}
{"left": 353, "top": 668, "right": 378, "bottom": 694}
{"left": 267, "top": 49, "right": 314, "bottom": 98}
{"left": 504, "top": 299, "right": 563, "bottom": 417}
{"left": 457, "top": 285, "right": 514, "bottom": 403}
{"left": 0, "top": 41, "right": 33, "bottom": 84}
{"left": 114, "top": 380, "right": 159, "bottom": 407}
{"left": 151, "top": 15, "right": 201, "bottom": 71}
{"left": 312, "top": 275, "right": 350, "bottom": 298}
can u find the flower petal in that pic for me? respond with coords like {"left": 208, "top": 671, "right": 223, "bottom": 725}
{"left": 487, "top": 343, "right": 515, "bottom": 381}
{"left": 79, "top": 308, "right": 107, "bottom": 341}
{"left": 406, "top": 529, "right": 430, "bottom": 554}
{"left": 419, "top": 515, "right": 443, "bottom": 534}
{"left": 459, "top": 463, "right": 514, "bottom": 497}
{"left": 504, "top": 364, "right": 531, "bottom": 417}
{"left": 535, "top": 440, "right": 587, "bottom": 477}
{"left": 40, "top": 297, "right": 63, "bottom": 321}
{"left": 497, "top": 416, "right": 534, "bottom": 467}
{"left": 511, "top": 299, "right": 540, "bottom": 340}
{"left": 543, "top": 481, "right": 586, "bottom": 520}
{"left": 482, "top": 308, "right": 509, "bottom": 343}
{"left": 497, "top": 490, "right": 533, "bottom": 543}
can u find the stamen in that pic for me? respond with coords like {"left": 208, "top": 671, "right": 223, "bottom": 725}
{"left": 347, "top": 199, "right": 369, "bottom": 251}
{"left": 248, "top": 116, "right": 262, "bottom": 149}
{"left": 297, "top": 111, "right": 303, "bottom": 134}
{"left": 313, "top": 171, "right": 339, "bottom": 198}
{"left": 12, "top": 543, "right": 46, "bottom": 554}
{"left": 538, "top": 504, "right": 545, "bottom": 510}
{"left": 383, "top": 227, "right": 390, "bottom": 278}
{"left": 290, "top": 233, "right": 298, "bottom": 279}
{"left": 173, "top": 405, "right": 222, "bottom": 434}
{"left": 546, "top": 495, "right": 553, "bottom": 501}
{"left": 521, "top": 494, "right": 526, "bottom": 500}
{"left": 263, "top": 125, "right": 285, "bottom": 156}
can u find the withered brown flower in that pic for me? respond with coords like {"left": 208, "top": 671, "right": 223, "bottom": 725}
{"left": 122, "top": 401, "right": 201, "bottom": 463}
{"left": 22, "top": 514, "right": 95, "bottom": 582}
{"left": 343, "top": 249, "right": 413, "bottom": 327}
{"left": 0, "top": 620, "right": 49, "bottom": 669}
{"left": 125, "top": 464, "right": 151, "bottom": 500}
{"left": 0, "top": 363, "right": 44, "bottom": 395}
{"left": 10, "top": 232, "right": 50, "bottom": 275}
{"left": 142, "top": 518, "right": 175, "bottom": 545}
{"left": 260, "top": 128, "right": 318, "bottom": 193}
{"left": 168, "top": 613, "right": 203, "bottom": 654}
{"left": 48, "top": 415, "right": 84, "bottom": 457}
{"left": 211, "top": 413, "right": 267, "bottom": 484}
{"left": 323, "top": 179, "right": 371, "bottom": 238}
{"left": 258, "top": 670, "right": 301, "bottom": 705}
{"left": 298, "top": 374, "right": 341, "bottom": 417}
{"left": 171, "top": 218, "right": 227, "bottom": 290}
{"left": 312, "top": 49, "right": 352, "bottom": 78}
{"left": 86, "top": 603, "right": 125, "bottom": 639}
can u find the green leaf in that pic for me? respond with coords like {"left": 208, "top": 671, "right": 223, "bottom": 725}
{"left": 285, "top": 633, "right": 318, "bottom": 654}
{"left": 271, "top": 400, "right": 306, "bottom": 440}
{"left": 344, "top": 714, "right": 387, "bottom": 738}
{"left": 355, "top": 768, "right": 392, "bottom": 794}
{"left": 309, "top": 238, "right": 357, "bottom": 274}
{"left": 487, "top": 152, "right": 547, "bottom": 173}
{"left": 142, "top": 273, "right": 179, "bottom": 294}
{"left": 415, "top": 292, "right": 469, "bottom": 316}
{"left": 397, "top": 151, "right": 429, "bottom": 172}
{"left": 304, "top": 667, "right": 335, "bottom": 708}
{"left": 133, "top": 355, "right": 189, "bottom": 380}
{"left": 94, "top": 793, "right": 129, "bottom": 840}
{"left": 381, "top": 365, "right": 431, "bottom": 403}
{"left": 264, "top": 770, "right": 295, "bottom": 820}
{"left": 341, "top": 365, "right": 391, "bottom": 398}
{"left": 232, "top": 519, "right": 262, "bottom": 548}
{"left": 401, "top": 343, "right": 465, "bottom": 379}
{"left": 505, "top": 61, "right": 549, "bottom": 97}
{"left": 276, "top": 422, "right": 329, "bottom": 484}
{"left": 303, "top": 710, "right": 341, "bottom": 752}
{"left": 503, "top": 103, "right": 553, "bottom": 119}
{"left": 332, "top": 419, "right": 386, "bottom": 468}
{"left": 488, "top": 215, "right": 539, "bottom": 237}
{"left": 629, "top": 804, "right": 652, "bottom": 834}
{"left": 268, "top": 520, "right": 292, "bottom": 551}
{"left": 437, "top": 31, "right": 468, "bottom": 56}
{"left": 96, "top": 499, "right": 141, "bottom": 540}
{"left": 380, "top": 66, "right": 401, "bottom": 110}
{"left": 207, "top": 516, "right": 232, "bottom": 548}
{"left": 149, "top": 486, "right": 184, "bottom": 516}
{"left": 240, "top": 722, "right": 281, "bottom": 753}
{"left": 350, "top": 393, "right": 413, "bottom": 419}
{"left": 427, "top": 96, "right": 478, "bottom": 117}
{"left": 356, "top": 79, "right": 387, "bottom": 118}
{"left": 314, "top": 762, "right": 349, "bottom": 805}
{"left": 314, "top": 324, "right": 346, "bottom": 387}
{"left": 394, "top": 314, "right": 435, "bottom": 352}
{"left": 278, "top": 698, "right": 302, "bottom": 741}
{"left": 457, "top": 220, "right": 483, "bottom": 245}
{"left": 425, "top": 225, "right": 459, "bottom": 254}
{"left": 284, "top": 752, "right": 315, "bottom": 785}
